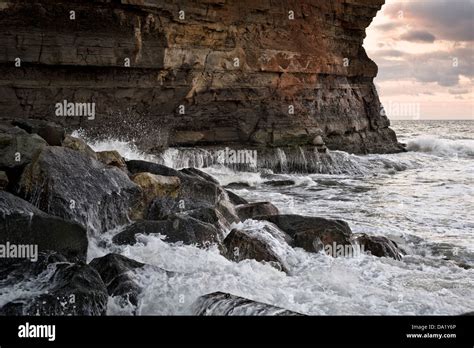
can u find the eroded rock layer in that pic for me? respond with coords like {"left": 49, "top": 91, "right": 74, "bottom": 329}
{"left": 0, "top": 0, "right": 402, "bottom": 154}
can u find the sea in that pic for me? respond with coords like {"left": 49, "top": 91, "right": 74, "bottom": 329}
{"left": 6, "top": 120, "right": 473, "bottom": 315}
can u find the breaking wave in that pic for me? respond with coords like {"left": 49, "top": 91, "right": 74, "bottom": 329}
{"left": 407, "top": 136, "right": 474, "bottom": 158}
{"left": 68, "top": 120, "right": 474, "bottom": 315}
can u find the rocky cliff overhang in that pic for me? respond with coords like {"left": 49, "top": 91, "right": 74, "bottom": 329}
{"left": 0, "top": 0, "right": 403, "bottom": 154}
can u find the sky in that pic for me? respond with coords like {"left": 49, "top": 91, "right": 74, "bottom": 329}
{"left": 364, "top": 0, "right": 473, "bottom": 120}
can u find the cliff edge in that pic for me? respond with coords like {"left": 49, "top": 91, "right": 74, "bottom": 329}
{"left": 0, "top": 0, "right": 404, "bottom": 155}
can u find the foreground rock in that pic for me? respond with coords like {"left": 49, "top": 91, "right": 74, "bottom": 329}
{"left": 0, "top": 252, "right": 108, "bottom": 316}
{"left": 193, "top": 292, "right": 303, "bottom": 316}
{"left": 89, "top": 253, "right": 145, "bottom": 306}
{"left": 256, "top": 214, "right": 352, "bottom": 253}
{"left": 263, "top": 180, "right": 296, "bottom": 187}
{"left": 61, "top": 135, "right": 98, "bottom": 159}
{"left": 127, "top": 160, "right": 239, "bottom": 225}
{"left": 353, "top": 234, "right": 404, "bottom": 260}
{"left": 183, "top": 206, "right": 231, "bottom": 230}
{"left": 96, "top": 150, "right": 128, "bottom": 172}
{"left": 0, "top": 171, "right": 8, "bottom": 189}
{"left": 179, "top": 167, "right": 220, "bottom": 185}
{"left": 0, "top": 123, "right": 47, "bottom": 175}
{"left": 226, "top": 190, "right": 248, "bottom": 205}
{"left": 235, "top": 202, "right": 279, "bottom": 221}
{"left": 18, "top": 146, "right": 141, "bottom": 233}
{"left": 130, "top": 172, "right": 181, "bottom": 220}
{"left": 113, "top": 215, "right": 222, "bottom": 248}
{"left": 11, "top": 119, "right": 65, "bottom": 146}
{"left": 0, "top": 191, "right": 87, "bottom": 261}
{"left": 223, "top": 222, "right": 293, "bottom": 273}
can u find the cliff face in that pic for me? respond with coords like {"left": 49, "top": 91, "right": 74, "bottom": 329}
{"left": 0, "top": 0, "right": 403, "bottom": 155}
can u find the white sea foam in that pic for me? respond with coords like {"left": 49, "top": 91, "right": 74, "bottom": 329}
{"left": 88, "top": 229, "right": 474, "bottom": 315}
{"left": 70, "top": 120, "right": 474, "bottom": 315}
{"left": 407, "top": 136, "right": 474, "bottom": 157}
{"left": 71, "top": 130, "right": 158, "bottom": 162}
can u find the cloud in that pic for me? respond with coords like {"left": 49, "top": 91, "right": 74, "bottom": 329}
{"left": 400, "top": 30, "right": 436, "bottom": 43}
{"left": 383, "top": 0, "right": 474, "bottom": 42}
{"left": 370, "top": 41, "right": 473, "bottom": 87}
{"left": 365, "top": 0, "right": 473, "bottom": 118}
{"left": 448, "top": 88, "right": 470, "bottom": 95}
{"left": 375, "top": 22, "right": 400, "bottom": 32}
{"left": 372, "top": 49, "right": 406, "bottom": 58}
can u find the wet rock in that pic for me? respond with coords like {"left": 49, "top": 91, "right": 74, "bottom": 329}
{"left": 223, "top": 222, "right": 292, "bottom": 273}
{"left": 128, "top": 160, "right": 239, "bottom": 225}
{"left": 113, "top": 215, "right": 222, "bottom": 248}
{"left": 312, "top": 135, "right": 325, "bottom": 146}
{"left": 179, "top": 167, "right": 220, "bottom": 185}
{"left": 183, "top": 206, "right": 231, "bottom": 230}
{"left": 130, "top": 172, "right": 181, "bottom": 220}
{"left": 128, "top": 161, "right": 219, "bottom": 209}
{"left": 255, "top": 214, "right": 352, "bottom": 253}
{"left": 353, "top": 233, "right": 403, "bottom": 260}
{"left": 262, "top": 180, "right": 296, "bottom": 187}
{"left": 184, "top": 207, "right": 221, "bottom": 225}
{"left": 235, "top": 202, "right": 279, "bottom": 221}
{"left": 225, "top": 190, "right": 248, "bottom": 205}
{"left": 0, "top": 171, "right": 8, "bottom": 189}
{"left": 89, "top": 253, "right": 144, "bottom": 306}
{"left": 61, "top": 135, "right": 97, "bottom": 160}
{"left": 193, "top": 292, "right": 303, "bottom": 316}
{"left": 12, "top": 119, "right": 65, "bottom": 146}
{"left": 18, "top": 146, "right": 141, "bottom": 233}
{"left": 126, "top": 160, "right": 181, "bottom": 178}
{"left": 214, "top": 196, "right": 240, "bottom": 226}
{"left": 0, "top": 250, "right": 66, "bottom": 282}
{"left": 225, "top": 182, "right": 251, "bottom": 189}
{"left": 96, "top": 150, "right": 127, "bottom": 172}
{"left": 0, "top": 123, "right": 47, "bottom": 171}
{"left": 0, "top": 191, "right": 87, "bottom": 262}
{"left": 147, "top": 195, "right": 195, "bottom": 221}
{"left": 0, "top": 252, "right": 108, "bottom": 316}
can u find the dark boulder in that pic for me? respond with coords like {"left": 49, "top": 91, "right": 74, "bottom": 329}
{"left": 18, "top": 146, "right": 141, "bottom": 233}
{"left": 255, "top": 214, "right": 352, "bottom": 253}
{"left": 113, "top": 215, "right": 222, "bottom": 247}
{"left": 193, "top": 292, "right": 303, "bottom": 316}
{"left": 225, "top": 189, "right": 248, "bottom": 205}
{"left": 263, "top": 180, "right": 296, "bottom": 187}
{"left": 184, "top": 207, "right": 221, "bottom": 225}
{"left": 0, "top": 191, "right": 87, "bottom": 262}
{"left": 225, "top": 182, "right": 251, "bottom": 189}
{"left": 147, "top": 195, "right": 193, "bottom": 220}
{"left": 353, "top": 233, "right": 404, "bottom": 260}
{"left": 12, "top": 119, "right": 65, "bottom": 146}
{"left": 96, "top": 150, "right": 128, "bottom": 172}
{"left": 130, "top": 172, "right": 181, "bottom": 220}
{"left": 89, "top": 253, "right": 144, "bottom": 306}
{"left": 0, "top": 171, "right": 8, "bottom": 189}
{"left": 183, "top": 206, "right": 231, "bottom": 229}
{"left": 235, "top": 202, "right": 279, "bottom": 221}
{"left": 147, "top": 194, "right": 238, "bottom": 228}
{"left": 0, "top": 252, "right": 108, "bottom": 316}
{"left": 0, "top": 123, "right": 47, "bottom": 175}
{"left": 223, "top": 222, "right": 292, "bottom": 273}
{"left": 179, "top": 167, "right": 220, "bottom": 185}
{"left": 128, "top": 160, "right": 239, "bottom": 225}
{"left": 62, "top": 135, "right": 98, "bottom": 159}
{"left": 126, "top": 160, "right": 181, "bottom": 177}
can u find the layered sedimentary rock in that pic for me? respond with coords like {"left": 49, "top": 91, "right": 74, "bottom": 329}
{"left": 0, "top": 0, "right": 403, "bottom": 156}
